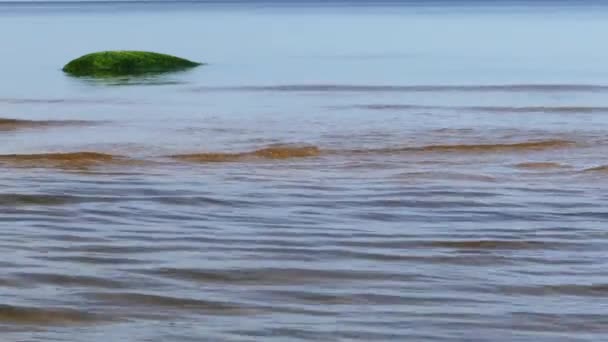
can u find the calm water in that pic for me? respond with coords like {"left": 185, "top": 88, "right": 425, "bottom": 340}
{"left": 2, "top": 1, "right": 608, "bottom": 341}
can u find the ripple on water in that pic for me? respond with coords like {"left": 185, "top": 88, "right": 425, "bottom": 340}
{"left": 514, "top": 162, "right": 569, "bottom": 169}
{"left": 14, "top": 272, "right": 126, "bottom": 289}
{"left": 146, "top": 267, "right": 418, "bottom": 285}
{"left": 82, "top": 292, "right": 254, "bottom": 316}
{"left": 0, "top": 193, "right": 77, "bottom": 206}
{"left": 0, "top": 305, "right": 109, "bottom": 325}
{"left": 362, "top": 139, "right": 576, "bottom": 154}
{"left": 395, "top": 171, "right": 496, "bottom": 182}
{"left": 168, "top": 139, "right": 574, "bottom": 165}
{"left": 424, "top": 239, "right": 585, "bottom": 250}
{"left": 191, "top": 83, "right": 608, "bottom": 93}
{"left": 37, "top": 255, "right": 149, "bottom": 265}
{"left": 348, "top": 104, "right": 608, "bottom": 114}
{"left": 498, "top": 284, "right": 608, "bottom": 297}
{"left": 0, "top": 152, "right": 140, "bottom": 170}
{"left": 0, "top": 138, "right": 579, "bottom": 172}
{"left": 0, "top": 118, "right": 89, "bottom": 132}
{"left": 583, "top": 165, "right": 608, "bottom": 173}
{"left": 171, "top": 145, "right": 321, "bottom": 163}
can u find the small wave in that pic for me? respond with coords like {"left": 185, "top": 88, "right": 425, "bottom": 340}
{"left": 0, "top": 97, "right": 134, "bottom": 105}
{"left": 171, "top": 145, "right": 320, "bottom": 163}
{"left": 426, "top": 240, "right": 567, "bottom": 250}
{"left": 395, "top": 171, "right": 496, "bottom": 182}
{"left": 0, "top": 193, "right": 77, "bottom": 206}
{"left": 358, "top": 140, "right": 576, "bottom": 154}
{"left": 0, "top": 117, "right": 88, "bottom": 131}
{"left": 40, "top": 255, "right": 147, "bottom": 265}
{"left": 252, "top": 146, "right": 320, "bottom": 158}
{"left": 514, "top": 162, "right": 568, "bottom": 169}
{"left": 584, "top": 165, "right": 608, "bottom": 173}
{"left": 171, "top": 140, "right": 572, "bottom": 164}
{"left": 85, "top": 292, "right": 251, "bottom": 315}
{"left": 0, "top": 305, "right": 106, "bottom": 325}
{"left": 15, "top": 273, "right": 125, "bottom": 288}
{"left": 414, "top": 140, "right": 575, "bottom": 153}
{"left": 499, "top": 284, "right": 608, "bottom": 297}
{"left": 148, "top": 267, "right": 413, "bottom": 285}
{"left": 192, "top": 84, "right": 608, "bottom": 93}
{"left": 0, "top": 278, "right": 21, "bottom": 287}
{"left": 351, "top": 104, "right": 608, "bottom": 113}
{"left": 0, "top": 152, "right": 138, "bottom": 169}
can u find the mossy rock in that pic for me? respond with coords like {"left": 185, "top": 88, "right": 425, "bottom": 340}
{"left": 62, "top": 51, "right": 202, "bottom": 77}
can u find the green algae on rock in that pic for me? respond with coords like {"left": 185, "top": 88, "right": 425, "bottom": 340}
{"left": 62, "top": 51, "right": 202, "bottom": 77}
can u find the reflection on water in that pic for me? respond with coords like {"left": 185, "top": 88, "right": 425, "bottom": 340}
{"left": 2, "top": 1, "right": 608, "bottom": 342}
{"left": 67, "top": 73, "right": 192, "bottom": 87}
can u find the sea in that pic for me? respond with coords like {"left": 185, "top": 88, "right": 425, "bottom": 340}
{"left": 1, "top": 1, "right": 608, "bottom": 341}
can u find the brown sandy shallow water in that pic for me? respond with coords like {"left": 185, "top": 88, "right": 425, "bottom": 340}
{"left": 2, "top": 101, "right": 608, "bottom": 341}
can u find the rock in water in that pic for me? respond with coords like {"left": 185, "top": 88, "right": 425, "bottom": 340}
{"left": 62, "top": 51, "right": 202, "bottom": 77}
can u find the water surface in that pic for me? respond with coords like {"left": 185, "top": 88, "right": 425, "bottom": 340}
{"left": 1, "top": 1, "right": 608, "bottom": 341}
